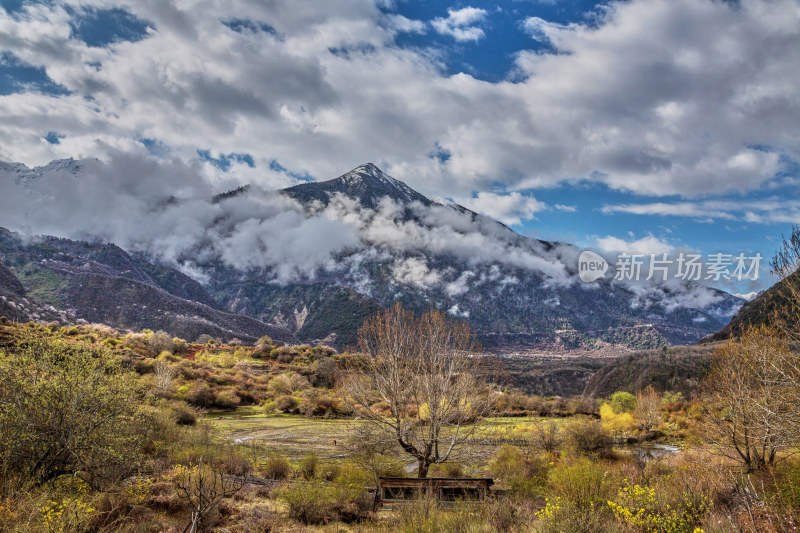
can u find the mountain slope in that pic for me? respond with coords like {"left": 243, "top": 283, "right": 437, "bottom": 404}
{"left": 0, "top": 228, "right": 295, "bottom": 343}
{"left": 204, "top": 163, "right": 742, "bottom": 350}
{"left": 704, "top": 270, "right": 797, "bottom": 342}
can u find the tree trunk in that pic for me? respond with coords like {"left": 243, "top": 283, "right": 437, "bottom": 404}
{"left": 417, "top": 460, "right": 429, "bottom": 479}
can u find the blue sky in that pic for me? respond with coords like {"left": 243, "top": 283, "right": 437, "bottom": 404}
{"left": 382, "top": 0, "right": 603, "bottom": 81}
{"left": 0, "top": 0, "right": 798, "bottom": 294}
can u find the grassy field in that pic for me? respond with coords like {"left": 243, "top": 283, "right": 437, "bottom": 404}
{"left": 207, "top": 412, "right": 362, "bottom": 460}
{"left": 204, "top": 410, "right": 567, "bottom": 469}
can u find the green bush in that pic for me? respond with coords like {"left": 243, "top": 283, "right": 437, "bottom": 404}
{"left": 489, "top": 445, "right": 549, "bottom": 497}
{"left": 169, "top": 444, "right": 251, "bottom": 476}
{"left": 610, "top": 391, "right": 636, "bottom": 413}
{"left": 298, "top": 453, "right": 319, "bottom": 480}
{"left": 147, "top": 330, "right": 174, "bottom": 356}
{"left": 0, "top": 331, "right": 146, "bottom": 490}
{"left": 548, "top": 458, "right": 616, "bottom": 511}
{"left": 428, "top": 461, "right": 464, "bottom": 478}
{"left": 172, "top": 337, "right": 186, "bottom": 354}
{"left": 334, "top": 462, "right": 372, "bottom": 486}
{"left": 279, "top": 482, "right": 368, "bottom": 525}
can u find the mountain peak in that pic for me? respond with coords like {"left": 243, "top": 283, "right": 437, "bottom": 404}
{"left": 352, "top": 162, "right": 381, "bottom": 175}
{"left": 283, "top": 163, "right": 430, "bottom": 209}
{"left": 0, "top": 157, "right": 99, "bottom": 187}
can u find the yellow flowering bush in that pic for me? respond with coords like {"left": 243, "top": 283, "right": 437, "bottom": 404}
{"left": 124, "top": 476, "right": 153, "bottom": 506}
{"left": 535, "top": 497, "right": 562, "bottom": 520}
{"left": 40, "top": 498, "right": 95, "bottom": 533}
{"left": 600, "top": 403, "right": 637, "bottom": 435}
{"left": 607, "top": 481, "right": 709, "bottom": 533}
{"left": 39, "top": 475, "right": 96, "bottom": 533}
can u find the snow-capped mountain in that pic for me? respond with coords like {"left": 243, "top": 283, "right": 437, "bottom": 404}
{"left": 284, "top": 163, "right": 431, "bottom": 209}
{"left": 204, "top": 164, "right": 743, "bottom": 350}
{"left": 0, "top": 159, "right": 743, "bottom": 351}
{"left": 0, "top": 158, "right": 95, "bottom": 187}
{"left": 733, "top": 291, "right": 760, "bottom": 301}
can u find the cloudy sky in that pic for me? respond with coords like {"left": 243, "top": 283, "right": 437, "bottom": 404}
{"left": 1, "top": 0, "right": 799, "bottom": 292}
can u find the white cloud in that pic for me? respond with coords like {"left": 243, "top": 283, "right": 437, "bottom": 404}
{"left": 445, "top": 270, "right": 475, "bottom": 297}
{"left": 431, "top": 7, "right": 487, "bottom": 42}
{"left": 521, "top": 16, "right": 568, "bottom": 43}
{"left": 384, "top": 14, "right": 426, "bottom": 34}
{"left": 456, "top": 191, "right": 546, "bottom": 225}
{"left": 596, "top": 234, "right": 675, "bottom": 255}
{"left": 0, "top": 157, "right": 574, "bottom": 284}
{"left": 602, "top": 197, "right": 800, "bottom": 224}
{"left": 391, "top": 257, "right": 440, "bottom": 288}
{"left": 0, "top": 0, "right": 796, "bottom": 202}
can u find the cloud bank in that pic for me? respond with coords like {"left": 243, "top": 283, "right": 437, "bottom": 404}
{"left": 0, "top": 0, "right": 796, "bottom": 201}
{"left": 0, "top": 156, "right": 572, "bottom": 286}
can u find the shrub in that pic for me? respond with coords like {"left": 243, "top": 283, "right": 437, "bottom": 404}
{"left": 549, "top": 457, "right": 616, "bottom": 512}
{"left": 174, "top": 406, "right": 197, "bottom": 426}
{"left": 607, "top": 481, "right": 709, "bottom": 533}
{"left": 0, "top": 332, "right": 146, "bottom": 489}
{"left": 334, "top": 462, "right": 372, "bottom": 486}
{"left": 262, "top": 453, "right": 291, "bottom": 480}
{"left": 610, "top": 391, "right": 636, "bottom": 413}
{"left": 601, "top": 403, "right": 637, "bottom": 435}
{"left": 172, "top": 337, "right": 187, "bottom": 354}
{"left": 256, "top": 335, "right": 273, "bottom": 346}
{"left": 533, "top": 421, "right": 563, "bottom": 454}
{"left": 570, "top": 395, "right": 598, "bottom": 416}
{"left": 280, "top": 483, "right": 334, "bottom": 525}
{"left": 214, "top": 388, "right": 241, "bottom": 409}
{"left": 274, "top": 395, "right": 298, "bottom": 414}
{"left": 661, "top": 391, "right": 686, "bottom": 412}
{"left": 428, "top": 461, "right": 464, "bottom": 478}
{"left": 489, "top": 445, "right": 549, "bottom": 497}
{"left": 311, "top": 357, "right": 337, "bottom": 388}
{"left": 299, "top": 394, "right": 340, "bottom": 417}
{"left": 186, "top": 381, "right": 216, "bottom": 408}
{"left": 147, "top": 330, "right": 174, "bottom": 355}
{"left": 534, "top": 497, "right": 613, "bottom": 533}
{"left": 298, "top": 453, "right": 319, "bottom": 480}
{"left": 279, "top": 482, "right": 368, "bottom": 525}
{"left": 565, "top": 419, "right": 611, "bottom": 456}
{"left": 170, "top": 445, "right": 251, "bottom": 476}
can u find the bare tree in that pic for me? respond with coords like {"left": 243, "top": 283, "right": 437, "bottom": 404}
{"left": 532, "top": 421, "right": 563, "bottom": 454}
{"left": 703, "top": 325, "right": 800, "bottom": 471}
{"left": 154, "top": 360, "right": 175, "bottom": 393}
{"left": 174, "top": 459, "right": 247, "bottom": 533}
{"left": 634, "top": 386, "right": 662, "bottom": 432}
{"left": 342, "top": 304, "right": 493, "bottom": 478}
{"left": 771, "top": 224, "right": 800, "bottom": 297}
